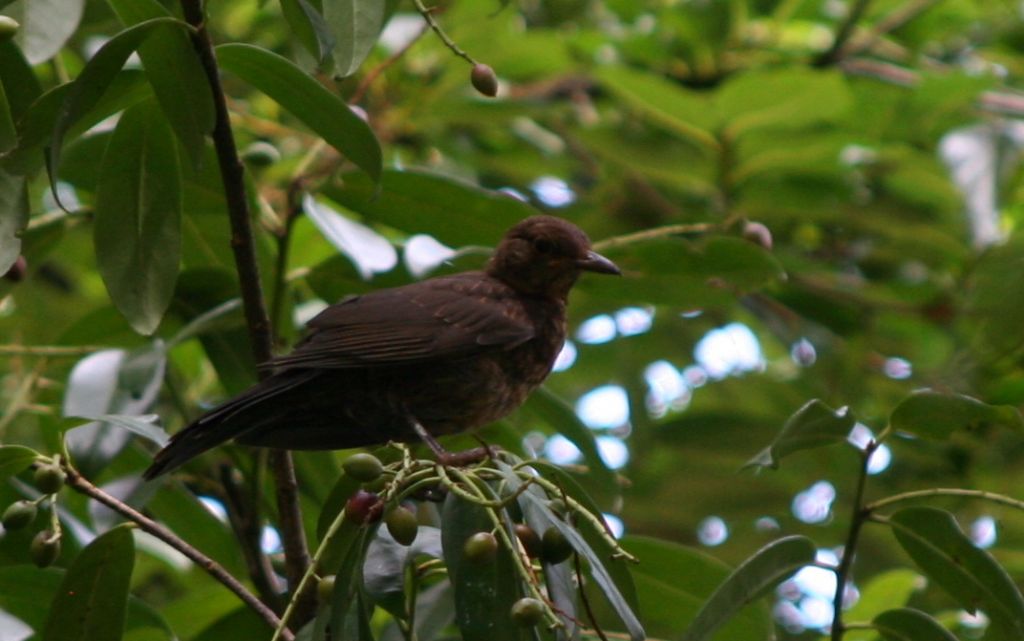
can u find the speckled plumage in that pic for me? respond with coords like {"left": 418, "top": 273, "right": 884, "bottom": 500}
{"left": 143, "top": 216, "right": 619, "bottom": 479}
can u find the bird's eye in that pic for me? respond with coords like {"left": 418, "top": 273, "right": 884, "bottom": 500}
{"left": 533, "top": 238, "right": 555, "bottom": 254}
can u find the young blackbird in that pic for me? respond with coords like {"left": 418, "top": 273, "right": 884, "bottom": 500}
{"left": 143, "top": 215, "right": 619, "bottom": 478}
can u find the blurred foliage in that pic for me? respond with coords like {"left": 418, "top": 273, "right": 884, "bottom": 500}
{"left": 3, "top": 0, "right": 1024, "bottom": 640}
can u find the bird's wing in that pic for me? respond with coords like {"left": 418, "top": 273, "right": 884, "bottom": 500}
{"left": 267, "top": 273, "right": 536, "bottom": 370}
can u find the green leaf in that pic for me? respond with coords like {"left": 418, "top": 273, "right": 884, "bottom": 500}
{"left": 872, "top": 608, "right": 958, "bottom": 641}
{"left": 42, "top": 523, "right": 136, "bottom": 641}
{"left": 888, "top": 507, "right": 1024, "bottom": 637}
{"left": 521, "top": 387, "right": 616, "bottom": 495}
{"left": 714, "top": 68, "right": 851, "bottom": 137}
{"left": 107, "top": 0, "right": 215, "bottom": 168}
{"left": 441, "top": 491, "right": 526, "bottom": 641}
{"left": 323, "top": 0, "right": 386, "bottom": 77}
{"left": 594, "top": 65, "right": 719, "bottom": 151}
{"left": 95, "top": 100, "right": 182, "bottom": 335}
{"left": 622, "top": 536, "right": 772, "bottom": 641}
{"left": 0, "top": 167, "right": 27, "bottom": 273}
{"left": 890, "top": 389, "right": 1024, "bottom": 440}
{"left": 324, "top": 526, "right": 376, "bottom": 641}
{"left": 326, "top": 168, "right": 534, "bottom": 247}
{"left": 48, "top": 17, "right": 188, "bottom": 209}
{"left": 843, "top": 570, "right": 925, "bottom": 641}
{"left": 680, "top": 535, "right": 817, "bottom": 641}
{"left": 0, "top": 73, "right": 17, "bottom": 153}
{"left": 0, "top": 444, "right": 39, "bottom": 481}
{"left": 69, "top": 414, "right": 169, "bottom": 448}
{"left": 745, "top": 399, "right": 856, "bottom": 470}
{"left": 280, "top": 0, "right": 335, "bottom": 65}
{"left": 0, "top": 38, "right": 42, "bottom": 120}
{"left": 215, "top": 43, "right": 382, "bottom": 182}
{"left": 3, "top": 0, "right": 84, "bottom": 65}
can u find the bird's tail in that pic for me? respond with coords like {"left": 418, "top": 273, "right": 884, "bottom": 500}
{"left": 142, "top": 370, "right": 318, "bottom": 479}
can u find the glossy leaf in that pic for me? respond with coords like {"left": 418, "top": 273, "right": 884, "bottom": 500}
{"left": 215, "top": 43, "right": 381, "bottom": 182}
{"left": 364, "top": 525, "right": 442, "bottom": 615}
{"left": 680, "top": 536, "right": 817, "bottom": 641}
{"left": 4, "top": 0, "right": 84, "bottom": 64}
{"left": 0, "top": 444, "right": 39, "bottom": 481}
{"left": 94, "top": 100, "right": 181, "bottom": 335}
{"left": 324, "top": 525, "right": 376, "bottom": 641}
{"left": 323, "top": 0, "right": 386, "bottom": 77}
{"left": 42, "top": 524, "right": 135, "bottom": 641}
{"left": 844, "top": 570, "right": 925, "bottom": 641}
{"left": 745, "top": 399, "right": 856, "bottom": 470}
{"left": 890, "top": 389, "right": 1024, "bottom": 440}
{"left": 326, "top": 169, "right": 534, "bottom": 247}
{"left": 0, "top": 167, "right": 27, "bottom": 273}
{"left": 889, "top": 507, "right": 1024, "bottom": 637}
{"left": 47, "top": 17, "right": 187, "bottom": 209}
{"left": 872, "top": 608, "right": 958, "bottom": 641}
{"left": 280, "top": 0, "right": 334, "bottom": 65}
{"left": 107, "top": 0, "right": 215, "bottom": 168}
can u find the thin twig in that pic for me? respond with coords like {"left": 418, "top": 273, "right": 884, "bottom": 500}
{"left": 178, "top": 0, "right": 313, "bottom": 624}
{"left": 830, "top": 440, "right": 877, "bottom": 641}
{"left": 591, "top": 223, "right": 714, "bottom": 253}
{"left": 838, "top": 0, "right": 941, "bottom": 59}
{"left": 63, "top": 465, "right": 293, "bottom": 640}
{"left": 866, "top": 487, "right": 1024, "bottom": 513}
{"left": 0, "top": 345, "right": 108, "bottom": 357}
{"left": 410, "top": 0, "right": 476, "bottom": 65}
{"left": 349, "top": 21, "right": 430, "bottom": 105}
{"left": 815, "top": 0, "right": 874, "bottom": 67}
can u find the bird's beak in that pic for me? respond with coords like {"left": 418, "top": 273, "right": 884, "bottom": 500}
{"left": 577, "top": 250, "right": 621, "bottom": 275}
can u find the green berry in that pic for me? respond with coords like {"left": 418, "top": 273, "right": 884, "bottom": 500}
{"left": 463, "top": 531, "right": 498, "bottom": 564}
{"left": 2, "top": 501, "right": 37, "bottom": 531}
{"left": 514, "top": 524, "right": 542, "bottom": 558}
{"left": 33, "top": 465, "right": 65, "bottom": 494}
{"left": 510, "top": 597, "right": 545, "bottom": 626}
{"left": 30, "top": 530, "right": 60, "bottom": 568}
{"left": 317, "top": 575, "right": 335, "bottom": 603}
{"left": 0, "top": 16, "right": 19, "bottom": 41}
{"left": 541, "top": 527, "right": 573, "bottom": 564}
{"left": 240, "top": 141, "right": 281, "bottom": 168}
{"left": 385, "top": 506, "right": 419, "bottom": 546}
{"left": 470, "top": 63, "right": 498, "bottom": 97}
{"left": 342, "top": 453, "right": 384, "bottom": 483}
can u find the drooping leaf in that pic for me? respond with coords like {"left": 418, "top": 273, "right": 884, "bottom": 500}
{"left": 323, "top": 0, "right": 386, "bottom": 78}
{"left": 47, "top": 17, "right": 189, "bottom": 209}
{"left": 680, "top": 536, "right": 817, "bottom": 641}
{"left": 107, "top": 0, "right": 215, "bottom": 168}
{"left": 888, "top": 507, "right": 1024, "bottom": 638}
{"left": 215, "top": 43, "right": 382, "bottom": 182}
{"left": 889, "top": 389, "right": 1024, "bottom": 440}
{"left": 94, "top": 100, "right": 182, "bottom": 335}
{"left": 42, "top": 524, "right": 136, "bottom": 641}
{"left": 872, "top": 608, "right": 959, "bottom": 641}
{"left": 0, "top": 444, "right": 39, "bottom": 481}
{"left": 745, "top": 399, "right": 856, "bottom": 470}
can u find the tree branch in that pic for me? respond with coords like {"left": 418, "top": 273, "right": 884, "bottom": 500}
{"left": 63, "top": 465, "right": 293, "bottom": 641}
{"left": 815, "top": 0, "right": 874, "bottom": 67}
{"left": 178, "top": 0, "right": 314, "bottom": 625}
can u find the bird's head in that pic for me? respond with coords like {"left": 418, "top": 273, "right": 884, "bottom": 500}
{"left": 487, "top": 216, "right": 620, "bottom": 298}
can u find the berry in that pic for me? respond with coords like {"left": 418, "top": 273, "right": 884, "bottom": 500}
{"left": 0, "top": 16, "right": 19, "bottom": 41}
{"left": 514, "top": 524, "right": 542, "bottom": 558}
{"left": 541, "top": 527, "right": 573, "bottom": 564}
{"left": 342, "top": 453, "right": 384, "bottom": 483}
{"left": 470, "top": 63, "right": 498, "bottom": 97}
{"left": 2, "top": 501, "right": 37, "bottom": 531}
{"left": 33, "top": 465, "right": 65, "bottom": 494}
{"left": 463, "top": 531, "right": 498, "bottom": 564}
{"left": 510, "top": 597, "right": 545, "bottom": 626}
{"left": 344, "top": 490, "right": 382, "bottom": 524}
{"left": 240, "top": 141, "right": 281, "bottom": 168}
{"left": 385, "top": 506, "right": 418, "bottom": 546}
{"left": 30, "top": 530, "right": 60, "bottom": 568}
{"left": 317, "top": 575, "right": 336, "bottom": 603}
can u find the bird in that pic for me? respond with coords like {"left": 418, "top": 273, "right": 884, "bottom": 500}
{"left": 143, "top": 215, "right": 620, "bottom": 479}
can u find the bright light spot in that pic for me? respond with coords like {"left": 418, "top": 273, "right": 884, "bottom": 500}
{"left": 959, "top": 610, "right": 989, "bottom": 629}
{"left": 792, "top": 481, "right": 836, "bottom": 524}
{"left": 0, "top": 610, "right": 32, "bottom": 641}
{"left": 773, "top": 600, "right": 805, "bottom": 634}
{"left": 42, "top": 181, "right": 80, "bottom": 212}
{"left": 791, "top": 338, "right": 817, "bottom": 366}
{"left": 544, "top": 434, "right": 582, "bottom": 465}
{"left": 883, "top": 357, "right": 912, "bottom": 379}
{"left": 261, "top": 526, "right": 282, "bottom": 554}
{"left": 839, "top": 144, "right": 878, "bottom": 166}
{"left": 577, "top": 315, "right": 616, "bottom": 344}
{"left": 499, "top": 187, "right": 529, "bottom": 202}
{"left": 644, "top": 361, "right": 688, "bottom": 406}
{"left": 404, "top": 234, "right": 456, "bottom": 278}
{"left": 615, "top": 307, "right": 653, "bottom": 336}
{"left": 294, "top": 299, "right": 328, "bottom": 327}
{"left": 596, "top": 435, "right": 629, "bottom": 469}
{"left": 304, "top": 195, "right": 397, "bottom": 279}
{"left": 522, "top": 431, "right": 547, "bottom": 456}
{"left": 603, "top": 514, "right": 625, "bottom": 539}
{"left": 697, "top": 516, "right": 728, "bottom": 546}
{"left": 682, "top": 365, "right": 708, "bottom": 388}
{"left": 530, "top": 176, "right": 576, "bottom": 207}
{"left": 553, "top": 341, "right": 577, "bottom": 372}
{"left": 576, "top": 385, "right": 630, "bottom": 428}
{"left": 379, "top": 14, "right": 426, "bottom": 52}
{"left": 848, "top": 424, "right": 893, "bottom": 474}
{"left": 793, "top": 550, "right": 838, "bottom": 599}
{"left": 798, "top": 596, "right": 834, "bottom": 630}
{"left": 694, "top": 323, "right": 765, "bottom": 379}
{"left": 971, "top": 516, "right": 997, "bottom": 549}
{"left": 756, "top": 517, "right": 780, "bottom": 532}
{"left": 199, "top": 497, "right": 228, "bottom": 523}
